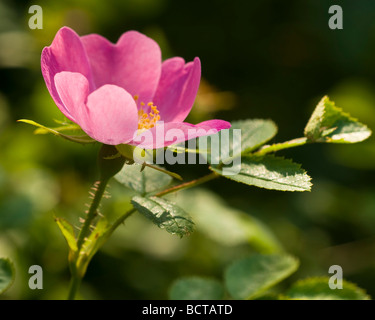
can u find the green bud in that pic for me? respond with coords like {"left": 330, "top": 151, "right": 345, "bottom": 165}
{"left": 98, "top": 144, "right": 126, "bottom": 182}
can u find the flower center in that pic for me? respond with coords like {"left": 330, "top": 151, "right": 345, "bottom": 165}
{"left": 134, "top": 95, "right": 161, "bottom": 130}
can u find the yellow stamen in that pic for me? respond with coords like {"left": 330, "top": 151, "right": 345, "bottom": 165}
{"left": 134, "top": 95, "right": 161, "bottom": 130}
{"left": 137, "top": 102, "right": 161, "bottom": 130}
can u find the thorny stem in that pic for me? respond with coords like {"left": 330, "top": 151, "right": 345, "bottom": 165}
{"left": 67, "top": 178, "right": 109, "bottom": 300}
{"left": 76, "top": 178, "right": 109, "bottom": 251}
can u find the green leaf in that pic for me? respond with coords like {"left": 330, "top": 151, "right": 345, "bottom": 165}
{"left": 81, "top": 217, "right": 109, "bottom": 261}
{"left": 131, "top": 196, "right": 194, "bottom": 237}
{"left": 233, "top": 119, "right": 278, "bottom": 153}
{"left": 18, "top": 119, "right": 96, "bottom": 144}
{"left": 169, "top": 277, "right": 225, "bottom": 300}
{"left": 55, "top": 217, "right": 78, "bottom": 252}
{"left": 115, "top": 163, "right": 173, "bottom": 195}
{"left": 76, "top": 217, "right": 111, "bottom": 276}
{"left": 0, "top": 258, "right": 15, "bottom": 295}
{"left": 211, "top": 155, "right": 312, "bottom": 192}
{"left": 224, "top": 254, "right": 299, "bottom": 300}
{"left": 200, "top": 119, "right": 278, "bottom": 164}
{"left": 177, "top": 189, "right": 282, "bottom": 253}
{"left": 285, "top": 277, "right": 370, "bottom": 300}
{"left": 304, "top": 96, "right": 372, "bottom": 143}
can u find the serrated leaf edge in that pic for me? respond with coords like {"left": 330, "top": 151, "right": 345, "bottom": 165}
{"left": 131, "top": 196, "right": 194, "bottom": 237}
{"left": 211, "top": 154, "right": 313, "bottom": 192}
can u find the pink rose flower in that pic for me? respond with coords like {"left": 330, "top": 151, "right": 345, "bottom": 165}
{"left": 41, "top": 27, "right": 231, "bottom": 148}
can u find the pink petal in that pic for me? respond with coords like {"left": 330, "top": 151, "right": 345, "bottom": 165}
{"left": 85, "top": 85, "right": 139, "bottom": 145}
{"left": 55, "top": 72, "right": 139, "bottom": 145}
{"left": 152, "top": 57, "right": 201, "bottom": 123}
{"left": 41, "top": 27, "right": 93, "bottom": 121}
{"left": 129, "top": 119, "right": 231, "bottom": 149}
{"left": 81, "top": 31, "right": 161, "bottom": 104}
{"left": 54, "top": 72, "right": 91, "bottom": 126}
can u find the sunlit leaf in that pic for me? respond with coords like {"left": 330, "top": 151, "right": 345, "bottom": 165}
{"left": 76, "top": 218, "right": 111, "bottom": 276}
{"left": 0, "top": 258, "right": 15, "bottom": 295}
{"left": 131, "top": 196, "right": 194, "bottom": 237}
{"left": 81, "top": 217, "right": 109, "bottom": 261}
{"left": 285, "top": 277, "right": 370, "bottom": 300}
{"left": 211, "top": 155, "right": 312, "bottom": 192}
{"left": 55, "top": 217, "right": 78, "bottom": 252}
{"left": 304, "top": 96, "right": 371, "bottom": 143}
{"left": 224, "top": 254, "right": 299, "bottom": 300}
{"left": 232, "top": 119, "right": 278, "bottom": 153}
{"left": 169, "top": 277, "right": 225, "bottom": 300}
{"left": 115, "top": 163, "right": 173, "bottom": 195}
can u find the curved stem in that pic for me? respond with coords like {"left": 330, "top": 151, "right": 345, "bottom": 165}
{"left": 105, "top": 208, "right": 136, "bottom": 239}
{"left": 254, "top": 137, "right": 308, "bottom": 156}
{"left": 154, "top": 171, "right": 219, "bottom": 197}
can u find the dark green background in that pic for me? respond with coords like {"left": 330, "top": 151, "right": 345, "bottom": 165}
{"left": 1, "top": 0, "right": 375, "bottom": 299}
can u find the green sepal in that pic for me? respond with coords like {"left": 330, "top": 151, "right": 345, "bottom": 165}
{"left": 18, "top": 119, "right": 96, "bottom": 144}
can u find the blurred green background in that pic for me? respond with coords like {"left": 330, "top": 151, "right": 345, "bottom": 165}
{"left": 1, "top": 0, "right": 375, "bottom": 299}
